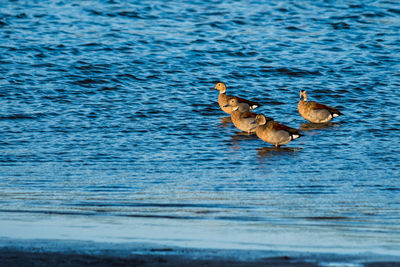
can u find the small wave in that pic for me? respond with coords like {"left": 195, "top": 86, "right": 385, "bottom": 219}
{"left": 0, "top": 209, "right": 94, "bottom": 216}
{"left": 0, "top": 114, "right": 42, "bottom": 120}
{"left": 67, "top": 202, "right": 249, "bottom": 210}
{"left": 117, "top": 11, "right": 141, "bottom": 18}
{"left": 217, "top": 216, "right": 266, "bottom": 222}
{"left": 15, "top": 13, "right": 27, "bottom": 19}
{"left": 232, "top": 19, "right": 246, "bottom": 25}
{"left": 69, "top": 78, "right": 108, "bottom": 87}
{"left": 80, "top": 42, "right": 102, "bottom": 47}
{"left": 381, "top": 187, "right": 400, "bottom": 191}
{"left": 331, "top": 22, "right": 350, "bottom": 30}
{"left": 31, "top": 63, "right": 57, "bottom": 68}
{"left": 229, "top": 51, "right": 259, "bottom": 57}
{"left": 285, "top": 26, "right": 305, "bottom": 31}
{"left": 304, "top": 216, "right": 349, "bottom": 221}
{"left": 209, "top": 22, "right": 229, "bottom": 30}
{"left": 116, "top": 73, "right": 145, "bottom": 81}
{"left": 98, "top": 86, "right": 119, "bottom": 91}
{"left": 388, "top": 8, "right": 400, "bottom": 15}
{"left": 362, "top": 11, "right": 388, "bottom": 18}
{"left": 330, "top": 15, "right": 360, "bottom": 20}
{"left": 261, "top": 66, "right": 322, "bottom": 77}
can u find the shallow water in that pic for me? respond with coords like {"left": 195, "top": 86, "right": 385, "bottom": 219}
{"left": 1, "top": 0, "right": 400, "bottom": 255}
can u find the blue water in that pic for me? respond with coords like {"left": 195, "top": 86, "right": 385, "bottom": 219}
{"left": 1, "top": 0, "right": 400, "bottom": 256}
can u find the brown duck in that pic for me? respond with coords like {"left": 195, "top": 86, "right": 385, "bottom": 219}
{"left": 252, "top": 114, "right": 302, "bottom": 147}
{"left": 224, "top": 98, "right": 258, "bottom": 134}
{"left": 214, "top": 82, "right": 261, "bottom": 115}
{"left": 298, "top": 90, "right": 343, "bottom": 123}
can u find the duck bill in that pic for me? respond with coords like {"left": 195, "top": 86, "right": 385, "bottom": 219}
{"left": 223, "top": 104, "right": 231, "bottom": 108}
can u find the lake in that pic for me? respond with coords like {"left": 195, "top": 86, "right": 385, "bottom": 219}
{"left": 0, "top": 0, "right": 399, "bottom": 259}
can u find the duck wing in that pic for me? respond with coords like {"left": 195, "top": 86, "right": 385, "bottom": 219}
{"left": 272, "top": 121, "right": 301, "bottom": 135}
{"left": 241, "top": 111, "right": 258, "bottom": 118}
{"left": 226, "top": 94, "right": 261, "bottom": 109}
{"left": 309, "top": 101, "right": 343, "bottom": 116}
{"left": 235, "top": 96, "right": 261, "bottom": 109}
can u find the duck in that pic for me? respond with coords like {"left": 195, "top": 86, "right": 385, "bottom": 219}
{"left": 298, "top": 90, "right": 343, "bottom": 123}
{"left": 252, "top": 114, "right": 302, "bottom": 147}
{"left": 224, "top": 98, "right": 258, "bottom": 134}
{"left": 214, "top": 82, "right": 261, "bottom": 115}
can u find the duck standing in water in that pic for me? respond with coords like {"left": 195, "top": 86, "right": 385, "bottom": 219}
{"left": 224, "top": 98, "right": 258, "bottom": 134}
{"left": 298, "top": 90, "right": 343, "bottom": 123}
{"left": 214, "top": 82, "right": 261, "bottom": 115}
{"left": 252, "top": 114, "right": 302, "bottom": 147}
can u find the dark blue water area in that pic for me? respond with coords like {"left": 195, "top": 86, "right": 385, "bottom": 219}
{"left": 0, "top": 0, "right": 400, "bottom": 253}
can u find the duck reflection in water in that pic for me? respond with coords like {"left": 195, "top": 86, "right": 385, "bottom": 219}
{"left": 257, "top": 146, "right": 303, "bottom": 157}
{"left": 220, "top": 116, "right": 232, "bottom": 124}
{"left": 299, "top": 122, "right": 341, "bottom": 131}
{"left": 231, "top": 131, "right": 259, "bottom": 141}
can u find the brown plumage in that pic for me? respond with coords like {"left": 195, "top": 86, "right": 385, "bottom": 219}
{"left": 214, "top": 82, "right": 261, "bottom": 115}
{"left": 224, "top": 98, "right": 258, "bottom": 134}
{"left": 298, "top": 90, "right": 343, "bottom": 123}
{"left": 253, "top": 114, "right": 302, "bottom": 147}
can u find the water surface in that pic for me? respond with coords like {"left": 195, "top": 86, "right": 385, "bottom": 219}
{"left": 0, "top": 0, "right": 400, "bottom": 256}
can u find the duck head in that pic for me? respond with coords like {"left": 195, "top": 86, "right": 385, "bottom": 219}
{"left": 252, "top": 114, "right": 273, "bottom": 125}
{"left": 223, "top": 98, "right": 239, "bottom": 108}
{"left": 300, "top": 90, "right": 308, "bottom": 101}
{"left": 214, "top": 82, "right": 227, "bottom": 93}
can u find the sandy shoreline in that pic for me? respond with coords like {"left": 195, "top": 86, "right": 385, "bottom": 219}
{"left": 0, "top": 239, "right": 399, "bottom": 266}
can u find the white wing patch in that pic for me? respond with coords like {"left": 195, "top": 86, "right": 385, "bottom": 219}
{"left": 292, "top": 134, "right": 300, "bottom": 140}
{"left": 250, "top": 105, "right": 258, "bottom": 110}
